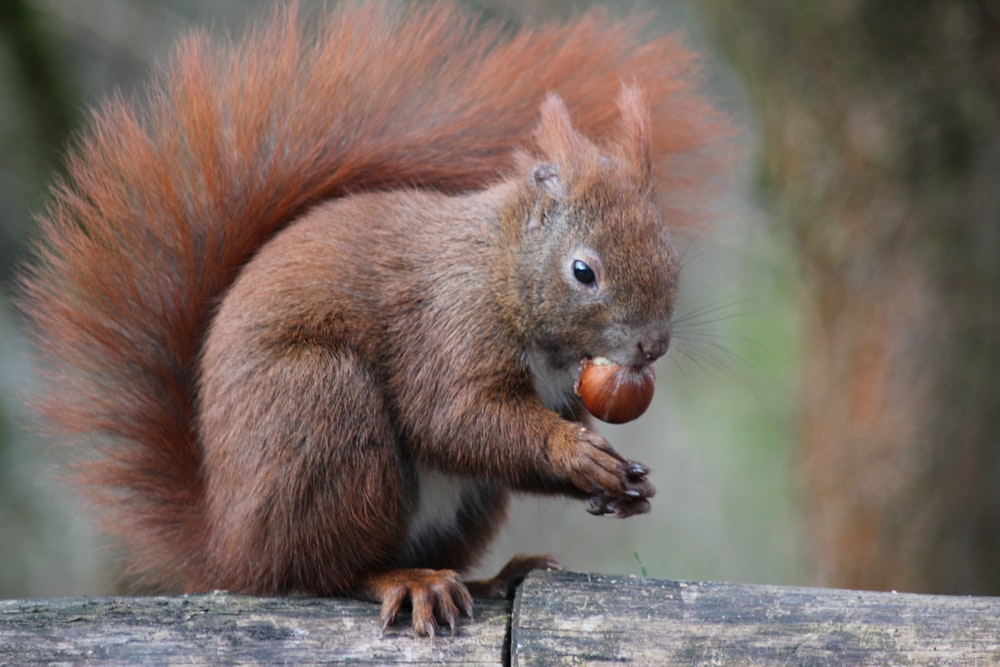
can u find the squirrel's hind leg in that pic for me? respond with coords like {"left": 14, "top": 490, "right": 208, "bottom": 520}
{"left": 200, "top": 345, "right": 410, "bottom": 597}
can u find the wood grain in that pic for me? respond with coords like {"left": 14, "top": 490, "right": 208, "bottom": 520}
{"left": 0, "top": 592, "right": 510, "bottom": 665}
{"left": 4, "top": 571, "right": 1000, "bottom": 665}
{"left": 512, "top": 570, "right": 1000, "bottom": 666}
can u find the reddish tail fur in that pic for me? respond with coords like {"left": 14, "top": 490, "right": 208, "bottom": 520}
{"left": 19, "top": 2, "right": 723, "bottom": 591}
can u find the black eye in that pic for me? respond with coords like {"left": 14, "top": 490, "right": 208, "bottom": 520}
{"left": 572, "top": 260, "right": 596, "bottom": 286}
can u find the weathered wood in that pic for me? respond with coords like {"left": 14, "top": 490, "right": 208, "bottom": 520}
{"left": 512, "top": 570, "right": 1000, "bottom": 666}
{"left": 0, "top": 592, "right": 510, "bottom": 665}
{"left": 4, "top": 572, "right": 1000, "bottom": 665}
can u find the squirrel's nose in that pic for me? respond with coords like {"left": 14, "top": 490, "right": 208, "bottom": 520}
{"left": 637, "top": 328, "right": 671, "bottom": 364}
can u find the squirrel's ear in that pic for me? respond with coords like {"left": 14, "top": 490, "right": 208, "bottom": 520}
{"left": 616, "top": 84, "right": 653, "bottom": 183}
{"left": 532, "top": 164, "right": 561, "bottom": 194}
{"left": 535, "top": 93, "right": 581, "bottom": 168}
{"left": 526, "top": 163, "right": 562, "bottom": 232}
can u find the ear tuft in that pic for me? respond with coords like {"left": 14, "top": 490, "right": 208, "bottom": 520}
{"left": 615, "top": 84, "right": 653, "bottom": 183}
{"left": 534, "top": 93, "right": 586, "bottom": 170}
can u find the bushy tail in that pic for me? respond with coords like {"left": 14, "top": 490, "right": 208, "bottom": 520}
{"left": 19, "top": 2, "right": 725, "bottom": 590}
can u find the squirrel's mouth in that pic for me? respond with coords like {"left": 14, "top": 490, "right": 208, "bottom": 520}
{"left": 579, "top": 354, "right": 654, "bottom": 373}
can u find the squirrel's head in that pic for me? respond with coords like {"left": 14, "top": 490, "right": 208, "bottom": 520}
{"left": 514, "top": 87, "right": 678, "bottom": 373}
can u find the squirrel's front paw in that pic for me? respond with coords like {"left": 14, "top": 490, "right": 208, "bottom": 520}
{"left": 586, "top": 459, "right": 654, "bottom": 517}
{"left": 586, "top": 490, "right": 651, "bottom": 517}
{"left": 551, "top": 426, "right": 655, "bottom": 515}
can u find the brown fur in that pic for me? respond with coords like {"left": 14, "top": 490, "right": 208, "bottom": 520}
{"left": 19, "top": 1, "right": 725, "bottom": 634}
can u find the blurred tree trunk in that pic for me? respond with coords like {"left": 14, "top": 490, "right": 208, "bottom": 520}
{"left": 701, "top": 2, "right": 1000, "bottom": 594}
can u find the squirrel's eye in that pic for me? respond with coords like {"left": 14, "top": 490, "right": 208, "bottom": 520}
{"left": 572, "top": 260, "right": 596, "bottom": 286}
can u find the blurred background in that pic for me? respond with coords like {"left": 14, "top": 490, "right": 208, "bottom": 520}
{"left": 1, "top": 0, "right": 997, "bottom": 599}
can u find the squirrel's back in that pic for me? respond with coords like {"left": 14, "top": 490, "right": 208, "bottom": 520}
{"left": 20, "top": 2, "right": 723, "bottom": 590}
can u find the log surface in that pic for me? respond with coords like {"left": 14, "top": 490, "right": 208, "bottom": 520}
{"left": 513, "top": 570, "right": 1000, "bottom": 666}
{"left": 3, "top": 571, "right": 1000, "bottom": 665}
{"left": 0, "top": 592, "right": 510, "bottom": 665}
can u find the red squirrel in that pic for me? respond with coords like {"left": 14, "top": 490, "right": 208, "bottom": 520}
{"left": 20, "top": 2, "right": 724, "bottom": 636}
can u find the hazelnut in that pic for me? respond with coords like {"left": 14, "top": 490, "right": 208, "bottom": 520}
{"left": 574, "top": 357, "right": 655, "bottom": 424}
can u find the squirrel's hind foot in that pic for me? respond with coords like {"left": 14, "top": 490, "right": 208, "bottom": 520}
{"left": 359, "top": 568, "right": 474, "bottom": 637}
{"left": 464, "top": 554, "right": 562, "bottom": 598}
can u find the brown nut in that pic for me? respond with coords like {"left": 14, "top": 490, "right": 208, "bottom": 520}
{"left": 574, "top": 357, "right": 655, "bottom": 424}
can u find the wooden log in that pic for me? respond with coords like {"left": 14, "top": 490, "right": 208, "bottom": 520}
{"left": 4, "top": 571, "right": 1000, "bottom": 664}
{"left": 512, "top": 570, "right": 1000, "bottom": 666}
{"left": 0, "top": 592, "right": 510, "bottom": 665}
